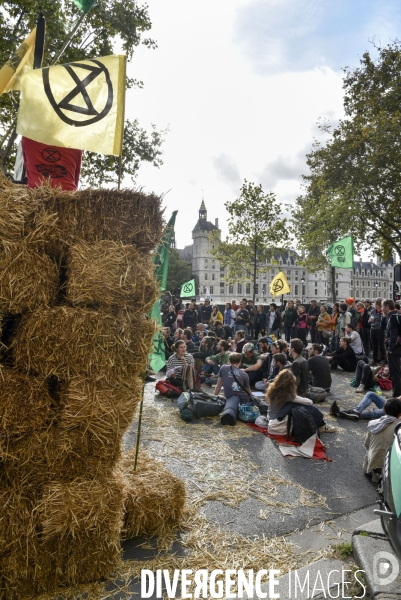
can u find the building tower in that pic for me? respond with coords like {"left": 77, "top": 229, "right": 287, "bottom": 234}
{"left": 192, "top": 200, "right": 220, "bottom": 297}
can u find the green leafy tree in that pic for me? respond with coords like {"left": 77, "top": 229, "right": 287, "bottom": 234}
{"left": 166, "top": 249, "right": 192, "bottom": 295}
{"left": 292, "top": 42, "right": 401, "bottom": 268}
{"left": 0, "top": 0, "right": 165, "bottom": 183}
{"left": 210, "top": 180, "right": 287, "bottom": 303}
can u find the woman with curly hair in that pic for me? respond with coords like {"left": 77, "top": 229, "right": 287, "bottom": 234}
{"left": 267, "top": 370, "right": 336, "bottom": 435}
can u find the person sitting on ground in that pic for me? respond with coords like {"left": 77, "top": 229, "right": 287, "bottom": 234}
{"left": 240, "top": 342, "right": 263, "bottom": 386}
{"left": 183, "top": 329, "right": 196, "bottom": 352}
{"left": 210, "top": 304, "right": 223, "bottom": 326}
{"left": 165, "top": 304, "right": 177, "bottom": 333}
{"left": 289, "top": 338, "right": 309, "bottom": 396}
{"left": 230, "top": 330, "right": 247, "bottom": 353}
{"left": 363, "top": 398, "right": 401, "bottom": 482}
{"left": 214, "top": 352, "right": 252, "bottom": 426}
{"left": 332, "top": 389, "right": 399, "bottom": 421}
{"left": 308, "top": 343, "right": 332, "bottom": 392}
{"left": 213, "top": 320, "right": 227, "bottom": 340}
{"left": 266, "top": 369, "right": 336, "bottom": 435}
{"left": 192, "top": 323, "right": 207, "bottom": 345}
{"left": 201, "top": 340, "right": 231, "bottom": 384}
{"left": 173, "top": 328, "right": 183, "bottom": 342}
{"left": 254, "top": 304, "right": 267, "bottom": 338}
{"left": 192, "top": 336, "right": 215, "bottom": 370}
{"left": 352, "top": 360, "right": 392, "bottom": 394}
{"left": 344, "top": 323, "right": 367, "bottom": 360}
{"left": 328, "top": 336, "right": 357, "bottom": 371}
{"left": 165, "top": 340, "right": 195, "bottom": 388}
{"left": 258, "top": 336, "right": 272, "bottom": 379}
{"left": 255, "top": 352, "right": 291, "bottom": 391}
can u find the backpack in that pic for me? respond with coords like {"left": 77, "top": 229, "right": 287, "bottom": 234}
{"left": 155, "top": 380, "right": 182, "bottom": 398}
{"left": 347, "top": 311, "right": 358, "bottom": 330}
{"left": 177, "top": 391, "right": 226, "bottom": 421}
{"left": 306, "top": 386, "right": 328, "bottom": 403}
{"left": 287, "top": 406, "right": 317, "bottom": 445}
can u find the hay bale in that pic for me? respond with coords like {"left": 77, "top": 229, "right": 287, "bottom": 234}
{"left": 0, "top": 173, "right": 36, "bottom": 242}
{"left": 0, "top": 472, "right": 126, "bottom": 596}
{"left": 13, "top": 307, "right": 155, "bottom": 381}
{"left": 41, "top": 186, "right": 164, "bottom": 254}
{"left": 0, "top": 366, "right": 57, "bottom": 440}
{"left": 0, "top": 240, "right": 59, "bottom": 313}
{"left": 66, "top": 240, "right": 158, "bottom": 311}
{"left": 121, "top": 449, "right": 186, "bottom": 538}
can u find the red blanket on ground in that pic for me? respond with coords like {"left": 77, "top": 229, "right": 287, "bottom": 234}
{"left": 247, "top": 423, "right": 332, "bottom": 461}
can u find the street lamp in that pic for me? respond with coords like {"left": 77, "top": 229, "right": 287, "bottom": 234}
{"left": 301, "top": 276, "right": 305, "bottom": 304}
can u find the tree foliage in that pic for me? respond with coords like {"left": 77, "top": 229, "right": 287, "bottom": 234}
{"left": 292, "top": 42, "right": 401, "bottom": 270}
{"left": 210, "top": 180, "right": 287, "bottom": 302}
{"left": 0, "top": 0, "right": 165, "bottom": 184}
{"left": 166, "top": 249, "right": 192, "bottom": 295}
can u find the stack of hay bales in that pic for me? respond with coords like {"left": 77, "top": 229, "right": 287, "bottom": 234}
{"left": 0, "top": 173, "right": 179, "bottom": 598}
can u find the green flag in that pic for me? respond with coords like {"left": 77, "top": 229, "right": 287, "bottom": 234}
{"left": 148, "top": 211, "right": 178, "bottom": 372}
{"left": 180, "top": 278, "right": 196, "bottom": 298}
{"left": 72, "top": 0, "right": 97, "bottom": 13}
{"left": 327, "top": 235, "right": 354, "bottom": 269}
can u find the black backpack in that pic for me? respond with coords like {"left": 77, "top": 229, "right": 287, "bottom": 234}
{"left": 287, "top": 405, "right": 317, "bottom": 445}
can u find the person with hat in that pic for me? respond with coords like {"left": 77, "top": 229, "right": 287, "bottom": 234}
{"left": 307, "top": 299, "right": 320, "bottom": 343}
{"left": 240, "top": 343, "right": 263, "bottom": 385}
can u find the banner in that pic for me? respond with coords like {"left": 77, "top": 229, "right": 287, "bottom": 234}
{"left": 327, "top": 236, "right": 354, "bottom": 269}
{"left": 73, "top": 0, "right": 97, "bottom": 13}
{"left": 180, "top": 278, "right": 196, "bottom": 298}
{"left": 270, "top": 271, "right": 291, "bottom": 298}
{"left": 17, "top": 54, "right": 126, "bottom": 156}
{"left": 0, "top": 28, "right": 36, "bottom": 94}
{"left": 148, "top": 212, "right": 178, "bottom": 373}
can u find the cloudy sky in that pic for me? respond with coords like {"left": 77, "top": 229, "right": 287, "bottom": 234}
{"left": 126, "top": 0, "right": 400, "bottom": 249}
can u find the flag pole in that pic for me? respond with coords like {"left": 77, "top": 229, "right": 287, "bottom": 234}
{"left": 51, "top": 1, "right": 98, "bottom": 66}
{"left": 331, "top": 266, "right": 336, "bottom": 303}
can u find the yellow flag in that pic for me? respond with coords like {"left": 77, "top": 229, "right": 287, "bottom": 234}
{"left": 17, "top": 55, "right": 126, "bottom": 156}
{"left": 0, "top": 28, "right": 36, "bottom": 95}
{"left": 270, "top": 270, "right": 291, "bottom": 297}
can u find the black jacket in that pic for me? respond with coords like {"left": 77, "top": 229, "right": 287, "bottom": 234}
{"left": 386, "top": 311, "right": 401, "bottom": 352}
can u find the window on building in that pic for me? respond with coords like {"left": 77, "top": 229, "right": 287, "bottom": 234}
{"left": 212, "top": 274, "right": 215, "bottom": 280}
{"left": 294, "top": 285, "right": 298, "bottom": 295}
{"left": 336, "top": 283, "right": 338, "bottom": 289}
{"left": 263, "top": 273, "right": 266, "bottom": 279}
{"left": 246, "top": 283, "right": 251, "bottom": 295}
{"left": 315, "top": 289, "right": 318, "bottom": 295}
{"left": 287, "top": 270, "right": 291, "bottom": 276}
{"left": 203, "top": 286, "right": 207, "bottom": 294}
{"left": 220, "top": 266, "right": 225, "bottom": 272}
{"left": 315, "top": 282, "right": 318, "bottom": 287}
{"left": 210, "top": 286, "right": 214, "bottom": 294}
{"left": 229, "top": 285, "right": 233, "bottom": 294}
{"left": 220, "top": 282, "right": 224, "bottom": 290}
{"left": 212, "top": 260, "right": 215, "bottom": 269}
{"left": 237, "top": 283, "right": 242, "bottom": 294}
{"left": 204, "top": 259, "right": 208, "bottom": 268}
{"left": 315, "top": 274, "right": 317, "bottom": 278}
{"left": 367, "top": 281, "right": 370, "bottom": 287}
{"left": 262, "top": 284, "right": 266, "bottom": 294}
{"left": 254, "top": 284, "right": 259, "bottom": 294}
{"left": 204, "top": 273, "right": 208, "bottom": 280}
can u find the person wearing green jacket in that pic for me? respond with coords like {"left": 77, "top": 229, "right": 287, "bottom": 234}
{"left": 200, "top": 340, "right": 231, "bottom": 384}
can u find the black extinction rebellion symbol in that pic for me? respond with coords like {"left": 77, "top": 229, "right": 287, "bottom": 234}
{"left": 272, "top": 278, "right": 284, "bottom": 293}
{"left": 41, "top": 148, "right": 61, "bottom": 162}
{"left": 334, "top": 244, "right": 346, "bottom": 262}
{"left": 183, "top": 282, "right": 194, "bottom": 294}
{"left": 42, "top": 60, "right": 113, "bottom": 127}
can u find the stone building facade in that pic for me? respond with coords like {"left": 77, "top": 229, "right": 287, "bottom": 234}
{"left": 177, "top": 202, "right": 397, "bottom": 304}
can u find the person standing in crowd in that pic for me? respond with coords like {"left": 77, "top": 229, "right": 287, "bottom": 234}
{"left": 231, "top": 298, "right": 239, "bottom": 312}
{"left": 361, "top": 299, "right": 372, "bottom": 356}
{"left": 308, "top": 343, "right": 332, "bottom": 391}
{"left": 337, "top": 302, "right": 351, "bottom": 336}
{"left": 289, "top": 338, "right": 309, "bottom": 396}
{"left": 183, "top": 302, "right": 198, "bottom": 330}
{"left": 296, "top": 304, "right": 308, "bottom": 346}
{"left": 283, "top": 300, "right": 298, "bottom": 343}
{"left": 267, "top": 303, "right": 281, "bottom": 338}
{"left": 200, "top": 298, "right": 213, "bottom": 324}
{"left": 308, "top": 299, "right": 320, "bottom": 343}
{"left": 224, "top": 302, "right": 235, "bottom": 331}
{"left": 245, "top": 299, "right": 256, "bottom": 337}
{"left": 317, "top": 304, "right": 332, "bottom": 344}
{"left": 383, "top": 299, "right": 401, "bottom": 398}
{"left": 165, "top": 304, "right": 177, "bottom": 332}
{"left": 369, "top": 299, "right": 386, "bottom": 366}
{"left": 160, "top": 295, "right": 171, "bottom": 323}
{"left": 330, "top": 303, "right": 340, "bottom": 351}
{"left": 254, "top": 305, "right": 267, "bottom": 338}
{"left": 210, "top": 304, "right": 223, "bottom": 326}
{"left": 233, "top": 300, "right": 250, "bottom": 335}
